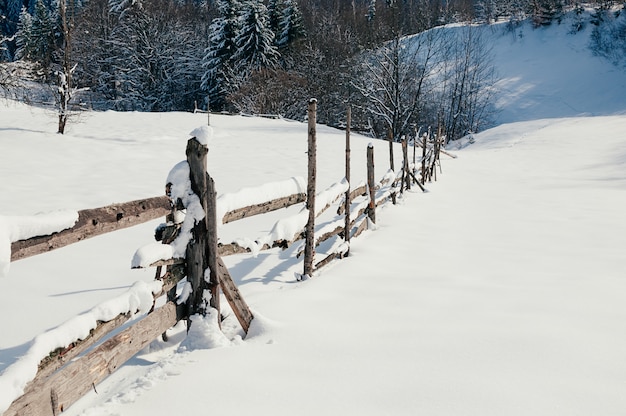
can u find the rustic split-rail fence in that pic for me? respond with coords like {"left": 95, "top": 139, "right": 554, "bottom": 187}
{"left": 4, "top": 100, "right": 452, "bottom": 416}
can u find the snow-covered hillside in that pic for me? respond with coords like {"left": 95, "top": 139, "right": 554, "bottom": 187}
{"left": 1, "top": 15, "right": 625, "bottom": 416}
{"left": 489, "top": 16, "right": 626, "bottom": 123}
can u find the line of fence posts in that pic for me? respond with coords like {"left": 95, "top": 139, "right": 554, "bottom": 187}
{"left": 5, "top": 100, "right": 454, "bottom": 416}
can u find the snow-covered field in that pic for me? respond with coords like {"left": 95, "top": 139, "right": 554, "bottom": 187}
{"left": 1, "top": 16, "right": 626, "bottom": 416}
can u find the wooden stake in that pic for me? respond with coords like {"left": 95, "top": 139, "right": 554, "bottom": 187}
{"left": 303, "top": 99, "right": 317, "bottom": 278}
{"left": 413, "top": 127, "right": 417, "bottom": 166}
{"left": 344, "top": 106, "right": 351, "bottom": 256}
{"left": 402, "top": 137, "right": 410, "bottom": 192}
{"left": 388, "top": 129, "right": 395, "bottom": 171}
{"left": 421, "top": 132, "right": 427, "bottom": 185}
{"left": 185, "top": 138, "right": 216, "bottom": 318}
{"left": 367, "top": 144, "right": 376, "bottom": 224}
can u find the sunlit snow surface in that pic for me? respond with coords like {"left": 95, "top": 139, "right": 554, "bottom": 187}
{"left": 1, "top": 15, "right": 626, "bottom": 416}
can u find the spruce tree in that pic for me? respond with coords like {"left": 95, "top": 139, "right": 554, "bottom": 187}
{"left": 276, "top": 0, "right": 305, "bottom": 48}
{"left": 30, "top": 0, "right": 55, "bottom": 68}
{"left": 233, "top": 0, "right": 279, "bottom": 72}
{"left": 15, "top": 7, "right": 34, "bottom": 60}
{"left": 201, "top": 0, "right": 240, "bottom": 110}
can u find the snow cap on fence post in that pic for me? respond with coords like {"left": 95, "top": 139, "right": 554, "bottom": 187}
{"left": 189, "top": 125, "right": 213, "bottom": 146}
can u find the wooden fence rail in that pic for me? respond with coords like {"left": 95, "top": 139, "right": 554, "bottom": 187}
{"left": 10, "top": 193, "right": 306, "bottom": 263}
{"left": 10, "top": 196, "right": 171, "bottom": 262}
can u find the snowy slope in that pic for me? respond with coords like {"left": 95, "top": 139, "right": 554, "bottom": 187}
{"left": 1, "top": 15, "right": 626, "bottom": 416}
{"left": 488, "top": 15, "right": 626, "bottom": 123}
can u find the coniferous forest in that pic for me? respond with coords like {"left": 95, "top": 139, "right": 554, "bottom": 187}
{"left": 1, "top": 0, "right": 625, "bottom": 139}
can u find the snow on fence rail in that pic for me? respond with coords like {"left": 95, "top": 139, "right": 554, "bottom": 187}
{"left": 1, "top": 102, "right": 450, "bottom": 416}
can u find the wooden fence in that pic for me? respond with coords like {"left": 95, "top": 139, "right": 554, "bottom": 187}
{"left": 3, "top": 101, "right": 449, "bottom": 416}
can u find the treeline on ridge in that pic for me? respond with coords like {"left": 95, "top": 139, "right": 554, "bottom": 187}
{"left": 1, "top": 0, "right": 624, "bottom": 140}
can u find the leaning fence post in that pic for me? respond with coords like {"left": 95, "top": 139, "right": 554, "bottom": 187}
{"left": 185, "top": 138, "right": 219, "bottom": 320}
{"left": 367, "top": 143, "right": 376, "bottom": 224}
{"left": 303, "top": 99, "right": 317, "bottom": 279}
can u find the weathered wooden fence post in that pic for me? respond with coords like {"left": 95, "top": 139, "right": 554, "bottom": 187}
{"left": 388, "top": 129, "right": 395, "bottom": 172}
{"left": 367, "top": 143, "right": 376, "bottom": 224}
{"left": 344, "top": 105, "right": 351, "bottom": 256}
{"left": 421, "top": 132, "right": 427, "bottom": 185}
{"left": 185, "top": 138, "right": 219, "bottom": 319}
{"left": 303, "top": 98, "right": 317, "bottom": 279}
{"left": 437, "top": 124, "right": 444, "bottom": 175}
{"left": 413, "top": 127, "right": 417, "bottom": 166}
{"left": 402, "top": 137, "right": 410, "bottom": 192}
{"left": 388, "top": 130, "right": 397, "bottom": 204}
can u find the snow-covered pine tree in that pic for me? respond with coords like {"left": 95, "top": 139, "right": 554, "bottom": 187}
{"left": 474, "top": 0, "right": 495, "bottom": 23}
{"left": 29, "top": 0, "right": 55, "bottom": 68}
{"left": 232, "top": 0, "right": 279, "bottom": 72}
{"left": 528, "top": 0, "right": 562, "bottom": 27}
{"left": 15, "top": 7, "right": 34, "bottom": 59}
{"left": 276, "top": 0, "right": 305, "bottom": 48}
{"left": 109, "top": 0, "right": 143, "bottom": 17}
{"left": 201, "top": 0, "right": 240, "bottom": 110}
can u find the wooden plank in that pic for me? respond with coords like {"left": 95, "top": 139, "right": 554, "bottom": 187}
{"left": 11, "top": 196, "right": 171, "bottom": 262}
{"left": 221, "top": 193, "right": 306, "bottom": 224}
{"left": 315, "top": 225, "right": 344, "bottom": 250}
{"left": 336, "top": 184, "right": 367, "bottom": 215}
{"left": 216, "top": 257, "right": 253, "bottom": 334}
{"left": 352, "top": 216, "right": 369, "bottom": 239}
{"left": 145, "top": 257, "right": 184, "bottom": 268}
{"left": 4, "top": 302, "right": 178, "bottom": 416}
{"left": 314, "top": 252, "right": 338, "bottom": 271}
{"left": 218, "top": 242, "right": 253, "bottom": 256}
{"left": 36, "top": 312, "right": 131, "bottom": 380}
